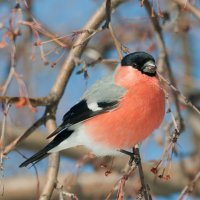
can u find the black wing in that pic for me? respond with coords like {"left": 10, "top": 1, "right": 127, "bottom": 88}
{"left": 20, "top": 99, "right": 119, "bottom": 167}
{"left": 62, "top": 99, "right": 118, "bottom": 124}
{"left": 47, "top": 99, "right": 118, "bottom": 139}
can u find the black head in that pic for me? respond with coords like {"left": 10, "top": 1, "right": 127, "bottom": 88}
{"left": 121, "top": 52, "right": 156, "bottom": 77}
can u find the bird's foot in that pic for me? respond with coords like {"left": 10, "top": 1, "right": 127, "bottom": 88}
{"left": 119, "top": 148, "right": 140, "bottom": 166}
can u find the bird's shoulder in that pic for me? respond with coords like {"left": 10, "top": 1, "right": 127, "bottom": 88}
{"left": 47, "top": 73, "right": 126, "bottom": 139}
{"left": 82, "top": 73, "right": 126, "bottom": 103}
{"left": 63, "top": 73, "right": 126, "bottom": 123}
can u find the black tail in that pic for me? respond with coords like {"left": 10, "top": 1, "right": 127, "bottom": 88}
{"left": 19, "top": 143, "right": 52, "bottom": 167}
{"left": 19, "top": 127, "right": 73, "bottom": 167}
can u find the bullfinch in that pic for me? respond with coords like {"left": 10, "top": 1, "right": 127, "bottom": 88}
{"left": 19, "top": 52, "right": 165, "bottom": 167}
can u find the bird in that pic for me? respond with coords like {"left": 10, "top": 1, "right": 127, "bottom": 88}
{"left": 19, "top": 51, "right": 165, "bottom": 167}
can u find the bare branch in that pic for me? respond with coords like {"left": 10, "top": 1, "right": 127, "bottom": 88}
{"left": 178, "top": 170, "right": 200, "bottom": 200}
{"left": 144, "top": 0, "right": 184, "bottom": 135}
{"left": 0, "top": 104, "right": 10, "bottom": 169}
{"left": 109, "top": 23, "right": 123, "bottom": 60}
{"left": 49, "top": 0, "right": 128, "bottom": 99}
{"left": 39, "top": 115, "right": 59, "bottom": 200}
{"left": 0, "top": 96, "right": 53, "bottom": 107}
{"left": 158, "top": 72, "right": 200, "bottom": 115}
{"left": 172, "top": 0, "right": 200, "bottom": 21}
{"left": 134, "top": 146, "right": 152, "bottom": 200}
{"left": 3, "top": 116, "right": 45, "bottom": 155}
{"left": 20, "top": 20, "right": 68, "bottom": 48}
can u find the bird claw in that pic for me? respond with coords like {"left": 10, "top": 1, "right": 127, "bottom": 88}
{"left": 128, "top": 155, "right": 134, "bottom": 166}
{"left": 119, "top": 149, "right": 140, "bottom": 166}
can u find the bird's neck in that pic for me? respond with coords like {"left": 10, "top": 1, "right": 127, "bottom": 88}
{"left": 114, "top": 66, "right": 159, "bottom": 89}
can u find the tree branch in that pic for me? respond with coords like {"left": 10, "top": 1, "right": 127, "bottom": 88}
{"left": 0, "top": 96, "right": 52, "bottom": 107}
{"left": 144, "top": 0, "right": 184, "bottom": 136}
{"left": 178, "top": 170, "right": 200, "bottom": 200}
{"left": 3, "top": 116, "right": 45, "bottom": 155}
{"left": 172, "top": 0, "right": 200, "bottom": 21}
{"left": 39, "top": 118, "right": 60, "bottom": 200}
{"left": 49, "top": 0, "right": 127, "bottom": 99}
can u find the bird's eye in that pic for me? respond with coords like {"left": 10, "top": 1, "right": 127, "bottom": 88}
{"left": 132, "top": 63, "right": 138, "bottom": 68}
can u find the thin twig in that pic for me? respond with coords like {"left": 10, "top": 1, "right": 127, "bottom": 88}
{"left": 72, "top": 28, "right": 102, "bottom": 49}
{"left": 3, "top": 116, "right": 45, "bottom": 155}
{"left": 144, "top": 0, "right": 184, "bottom": 136}
{"left": 50, "top": 0, "right": 127, "bottom": 100}
{"left": 16, "top": 149, "right": 40, "bottom": 200}
{"left": 0, "top": 68, "right": 15, "bottom": 96}
{"left": 57, "top": 182, "right": 79, "bottom": 200}
{"left": 105, "top": 164, "right": 137, "bottom": 200}
{"left": 102, "top": 0, "right": 111, "bottom": 29}
{"left": 172, "top": 0, "right": 200, "bottom": 21}
{"left": 20, "top": 20, "right": 68, "bottom": 48}
{"left": 165, "top": 93, "right": 180, "bottom": 132}
{"left": 178, "top": 170, "right": 200, "bottom": 200}
{"left": 158, "top": 72, "right": 200, "bottom": 115}
{"left": 0, "top": 104, "right": 10, "bottom": 169}
{"left": 39, "top": 114, "right": 59, "bottom": 200}
{"left": 134, "top": 145, "right": 152, "bottom": 200}
{"left": 109, "top": 23, "right": 123, "bottom": 60}
{"left": 104, "top": 0, "right": 123, "bottom": 60}
{"left": 0, "top": 96, "right": 52, "bottom": 107}
{"left": 0, "top": 39, "right": 16, "bottom": 96}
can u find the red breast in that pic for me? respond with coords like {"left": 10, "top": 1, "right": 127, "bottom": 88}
{"left": 84, "top": 67, "right": 165, "bottom": 149}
